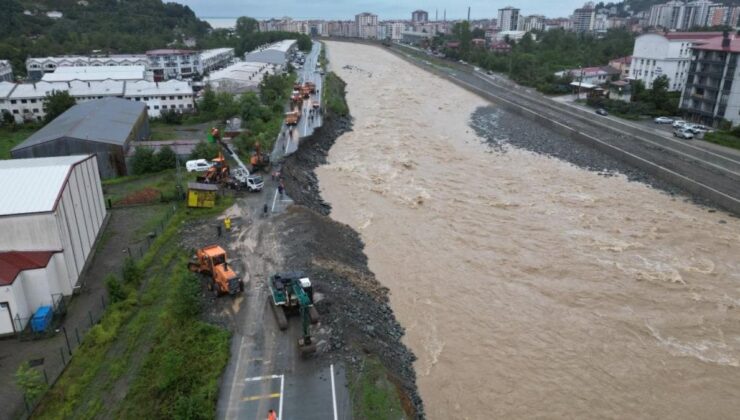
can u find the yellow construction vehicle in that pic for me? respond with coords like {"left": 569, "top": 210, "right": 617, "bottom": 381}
{"left": 188, "top": 245, "right": 243, "bottom": 296}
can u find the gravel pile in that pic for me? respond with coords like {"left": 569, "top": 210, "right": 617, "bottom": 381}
{"left": 469, "top": 106, "right": 715, "bottom": 207}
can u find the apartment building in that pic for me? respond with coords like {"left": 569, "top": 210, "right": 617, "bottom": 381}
{"left": 383, "top": 22, "right": 407, "bottom": 41}
{"left": 0, "top": 60, "right": 13, "bottom": 82}
{"left": 497, "top": 7, "right": 521, "bottom": 31}
{"left": 681, "top": 32, "right": 740, "bottom": 126}
{"left": 647, "top": 0, "right": 721, "bottom": 30}
{"left": 356, "top": 12, "right": 379, "bottom": 39}
{"left": 199, "top": 48, "right": 235, "bottom": 74}
{"left": 146, "top": 49, "right": 201, "bottom": 82}
{"left": 26, "top": 55, "right": 148, "bottom": 81}
{"left": 572, "top": 4, "right": 596, "bottom": 32}
{"left": 412, "top": 10, "right": 429, "bottom": 24}
{"left": 523, "top": 15, "right": 545, "bottom": 32}
{"left": 630, "top": 32, "right": 722, "bottom": 91}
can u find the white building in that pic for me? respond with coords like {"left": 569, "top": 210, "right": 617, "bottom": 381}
{"left": 146, "top": 49, "right": 201, "bottom": 82}
{"left": 494, "top": 31, "right": 534, "bottom": 43}
{"left": 206, "top": 61, "right": 277, "bottom": 94}
{"left": 199, "top": 48, "right": 235, "bottom": 74}
{"left": 123, "top": 80, "right": 195, "bottom": 118}
{"left": 356, "top": 12, "right": 379, "bottom": 39}
{"left": 383, "top": 22, "right": 408, "bottom": 41}
{"left": 497, "top": 7, "right": 521, "bottom": 31}
{"left": 6, "top": 80, "right": 125, "bottom": 123}
{"left": 0, "top": 155, "right": 106, "bottom": 336}
{"left": 0, "top": 60, "right": 12, "bottom": 82}
{"left": 630, "top": 32, "right": 722, "bottom": 91}
{"left": 412, "top": 10, "right": 429, "bottom": 24}
{"left": 244, "top": 40, "right": 296, "bottom": 67}
{"left": 523, "top": 15, "right": 545, "bottom": 32}
{"left": 26, "top": 55, "right": 149, "bottom": 81}
{"left": 647, "top": 0, "right": 720, "bottom": 29}
{"left": 41, "top": 66, "right": 146, "bottom": 83}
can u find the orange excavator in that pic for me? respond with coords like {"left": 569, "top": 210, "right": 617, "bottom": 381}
{"left": 188, "top": 245, "right": 243, "bottom": 296}
{"left": 249, "top": 142, "right": 270, "bottom": 172}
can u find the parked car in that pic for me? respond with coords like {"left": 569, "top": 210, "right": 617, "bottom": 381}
{"left": 673, "top": 128, "right": 694, "bottom": 139}
{"left": 186, "top": 159, "right": 213, "bottom": 172}
{"left": 595, "top": 108, "right": 608, "bottom": 116}
{"left": 672, "top": 120, "right": 688, "bottom": 128}
{"left": 686, "top": 124, "right": 711, "bottom": 134}
{"left": 654, "top": 116, "right": 674, "bottom": 124}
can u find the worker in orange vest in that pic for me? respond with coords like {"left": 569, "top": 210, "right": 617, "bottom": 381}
{"left": 267, "top": 409, "right": 277, "bottom": 420}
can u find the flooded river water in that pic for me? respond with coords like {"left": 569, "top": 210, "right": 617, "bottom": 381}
{"left": 317, "top": 41, "right": 740, "bottom": 419}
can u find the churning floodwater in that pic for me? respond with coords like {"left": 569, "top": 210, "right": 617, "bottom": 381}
{"left": 317, "top": 41, "right": 740, "bottom": 419}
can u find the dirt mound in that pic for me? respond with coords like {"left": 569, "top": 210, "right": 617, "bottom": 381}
{"left": 116, "top": 188, "right": 160, "bottom": 206}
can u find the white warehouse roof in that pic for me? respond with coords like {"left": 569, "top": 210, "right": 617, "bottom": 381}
{"left": 0, "top": 81, "right": 16, "bottom": 98}
{"left": 0, "top": 155, "right": 93, "bottom": 216}
{"left": 9, "top": 80, "right": 124, "bottom": 99}
{"left": 124, "top": 80, "right": 192, "bottom": 97}
{"left": 200, "top": 48, "right": 234, "bottom": 61}
{"left": 42, "top": 66, "right": 146, "bottom": 82}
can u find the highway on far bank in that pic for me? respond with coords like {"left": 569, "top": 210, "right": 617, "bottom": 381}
{"left": 389, "top": 42, "right": 740, "bottom": 215}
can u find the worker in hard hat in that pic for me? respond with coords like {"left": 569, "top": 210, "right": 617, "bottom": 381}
{"left": 267, "top": 409, "right": 277, "bottom": 420}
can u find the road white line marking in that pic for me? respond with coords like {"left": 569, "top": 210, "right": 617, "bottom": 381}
{"left": 271, "top": 189, "right": 279, "bottom": 213}
{"left": 244, "top": 374, "right": 282, "bottom": 382}
{"left": 279, "top": 374, "right": 285, "bottom": 420}
{"left": 330, "top": 364, "right": 338, "bottom": 420}
{"left": 226, "top": 336, "right": 246, "bottom": 420}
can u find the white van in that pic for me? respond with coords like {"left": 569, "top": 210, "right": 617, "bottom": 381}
{"left": 186, "top": 159, "right": 212, "bottom": 172}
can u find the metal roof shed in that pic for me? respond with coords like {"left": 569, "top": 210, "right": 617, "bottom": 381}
{"left": 10, "top": 97, "right": 149, "bottom": 178}
{"left": 0, "top": 155, "right": 107, "bottom": 335}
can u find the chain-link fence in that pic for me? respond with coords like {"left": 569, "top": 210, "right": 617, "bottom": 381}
{"left": 15, "top": 204, "right": 178, "bottom": 419}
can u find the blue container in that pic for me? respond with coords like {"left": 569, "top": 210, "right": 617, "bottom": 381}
{"left": 31, "top": 306, "right": 53, "bottom": 333}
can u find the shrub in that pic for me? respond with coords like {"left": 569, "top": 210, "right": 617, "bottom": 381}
{"left": 130, "top": 147, "right": 156, "bottom": 175}
{"left": 159, "top": 109, "right": 183, "bottom": 125}
{"left": 15, "top": 362, "right": 47, "bottom": 402}
{"left": 122, "top": 258, "right": 143, "bottom": 286}
{"left": 169, "top": 270, "right": 201, "bottom": 321}
{"left": 155, "top": 146, "right": 177, "bottom": 171}
{"left": 105, "top": 274, "right": 127, "bottom": 304}
{"left": 189, "top": 141, "right": 219, "bottom": 161}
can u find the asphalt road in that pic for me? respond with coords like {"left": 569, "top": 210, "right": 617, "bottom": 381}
{"left": 276, "top": 41, "right": 324, "bottom": 158}
{"left": 390, "top": 43, "right": 740, "bottom": 214}
{"left": 216, "top": 172, "right": 351, "bottom": 420}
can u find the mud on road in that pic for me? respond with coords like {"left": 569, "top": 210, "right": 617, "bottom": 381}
{"left": 180, "top": 112, "right": 424, "bottom": 418}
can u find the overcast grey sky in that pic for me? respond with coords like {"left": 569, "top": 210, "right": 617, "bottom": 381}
{"left": 173, "top": 1, "right": 590, "bottom": 20}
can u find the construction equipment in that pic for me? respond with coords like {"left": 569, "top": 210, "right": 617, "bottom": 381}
{"left": 305, "top": 81, "right": 316, "bottom": 93}
{"left": 249, "top": 142, "right": 270, "bottom": 172}
{"left": 188, "top": 245, "right": 243, "bottom": 296}
{"left": 285, "top": 109, "right": 300, "bottom": 126}
{"left": 268, "top": 272, "right": 320, "bottom": 354}
{"left": 197, "top": 151, "right": 230, "bottom": 184}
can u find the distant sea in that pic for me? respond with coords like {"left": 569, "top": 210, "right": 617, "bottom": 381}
{"left": 203, "top": 17, "right": 237, "bottom": 29}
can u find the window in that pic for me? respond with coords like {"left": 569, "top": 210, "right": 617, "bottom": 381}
{"left": 21, "top": 99, "right": 27, "bottom": 104}
{"left": 177, "top": 95, "right": 183, "bottom": 99}
{"left": 147, "top": 106, "right": 150, "bottom": 110}
{"left": 12, "top": 109, "right": 18, "bottom": 114}
{"left": 169, "top": 96, "right": 175, "bottom": 100}
{"left": 154, "top": 105, "right": 159, "bottom": 110}
{"left": 30, "top": 99, "right": 37, "bottom": 103}
{"left": 179, "top": 104, "right": 184, "bottom": 108}
{"left": 187, "top": 104, "right": 193, "bottom": 109}
{"left": 32, "top": 108, "right": 39, "bottom": 113}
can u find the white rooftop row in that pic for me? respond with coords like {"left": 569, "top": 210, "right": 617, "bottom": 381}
{"left": 0, "top": 80, "right": 192, "bottom": 100}
{"left": 199, "top": 48, "right": 235, "bottom": 61}
{"left": 41, "top": 66, "right": 146, "bottom": 82}
{"left": 206, "top": 61, "right": 277, "bottom": 93}
{"left": 252, "top": 39, "right": 296, "bottom": 54}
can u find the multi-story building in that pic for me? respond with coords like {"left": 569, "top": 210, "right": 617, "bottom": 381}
{"left": 647, "top": 0, "right": 720, "bottom": 29}
{"left": 146, "top": 49, "right": 201, "bottom": 82}
{"left": 40, "top": 66, "right": 146, "bottom": 83}
{"left": 199, "top": 48, "right": 235, "bottom": 74}
{"left": 123, "top": 80, "right": 195, "bottom": 118}
{"left": 523, "top": 15, "right": 545, "bottom": 32}
{"left": 680, "top": 32, "right": 740, "bottom": 126}
{"left": 572, "top": 3, "right": 596, "bottom": 32}
{"left": 630, "top": 32, "right": 722, "bottom": 91}
{"left": 609, "top": 56, "right": 633, "bottom": 79}
{"left": 356, "top": 12, "right": 379, "bottom": 39}
{"left": 0, "top": 60, "right": 13, "bottom": 82}
{"left": 497, "top": 7, "right": 520, "bottom": 31}
{"left": 26, "top": 55, "right": 148, "bottom": 81}
{"left": 0, "top": 79, "right": 193, "bottom": 122}
{"left": 412, "top": 10, "right": 429, "bottom": 24}
{"left": 383, "top": 21, "right": 407, "bottom": 41}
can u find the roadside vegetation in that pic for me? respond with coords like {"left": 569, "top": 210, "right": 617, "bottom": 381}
{"left": 31, "top": 177, "right": 234, "bottom": 418}
{"left": 704, "top": 130, "right": 740, "bottom": 151}
{"left": 350, "top": 357, "right": 407, "bottom": 420}
{"left": 0, "top": 125, "right": 39, "bottom": 158}
{"left": 323, "top": 73, "right": 349, "bottom": 118}
{"left": 586, "top": 75, "right": 680, "bottom": 118}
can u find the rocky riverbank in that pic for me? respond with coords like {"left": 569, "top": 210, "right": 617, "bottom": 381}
{"left": 280, "top": 96, "right": 425, "bottom": 418}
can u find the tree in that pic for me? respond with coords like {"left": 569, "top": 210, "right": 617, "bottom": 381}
{"left": 15, "top": 362, "right": 46, "bottom": 402}
{"left": 43, "top": 90, "right": 76, "bottom": 123}
{"left": 1, "top": 109, "right": 14, "bottom": 128}
{"left": 471, "top": 28, "right": 485, "bottom": 39}
{"left": 189, "top": 140, "right": 218, "bottom": 160}
{"left": 130, "top": 147, "right": 156, "bottom": 175}
{"left": 631, "top": 79, "right": 646, "bottom": 102}
{"left": 296, "top": 34, "right": 312, "bottom": 52}
{"left": 155, "top": 146, "right": 177, "bottom": 171}
{"left": 159, "top": 109, "right": 183, "bottom": 125}
{"left": 199, "top": 88, "right": 218, "bottom": 114}
{"left": 235, "top": 16, "right": 259, "bottom": 38}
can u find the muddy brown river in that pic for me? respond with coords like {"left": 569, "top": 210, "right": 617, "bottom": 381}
{"left": 317, "top": 41, "right": 740, "bottom": 419}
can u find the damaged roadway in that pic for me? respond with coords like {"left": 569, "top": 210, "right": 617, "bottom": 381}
{"left": 181, "top": 106, "right": 423, "bottom": 418}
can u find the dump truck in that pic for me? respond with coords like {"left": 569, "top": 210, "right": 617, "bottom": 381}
{"left": 285, "top": 110, "right": 300, "bottom": 126}
{"left": 188, "top": 245, "right": 243, "bottom": 296}
{"left": 305, "top": 81, "right": 316, "bottom": 93}
{"left": 268, "top": 272, "right": 319, "bottom": 354}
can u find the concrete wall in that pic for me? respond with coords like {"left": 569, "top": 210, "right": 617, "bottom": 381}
{"left": 0, "top": 213, "right": 61, "bottom": 251}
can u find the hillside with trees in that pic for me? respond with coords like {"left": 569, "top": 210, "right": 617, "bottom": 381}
{"left": 0, "top": 0, "right": 210, "bottom": 76}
